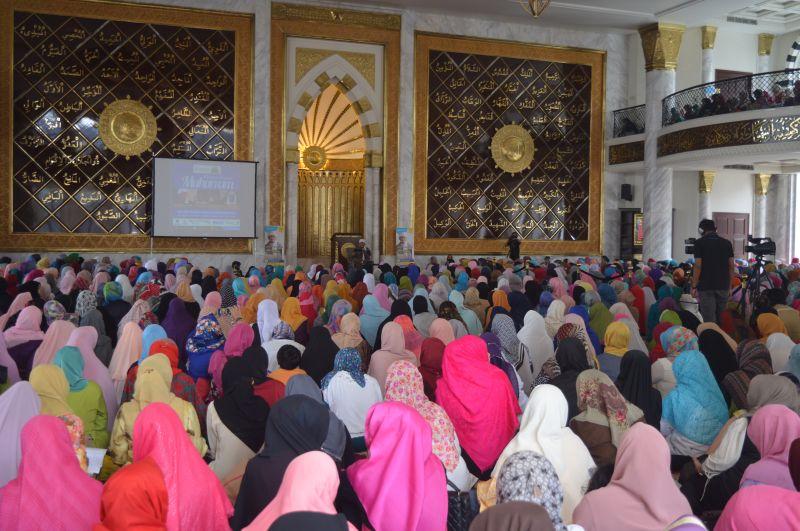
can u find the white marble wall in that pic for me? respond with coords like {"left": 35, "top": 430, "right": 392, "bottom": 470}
{"left": 757, "top": 54, "right": 771, "bottom": 74}
{"left": 698, "top": 192, "right": 711, "bottom": 221}
{"left": 701, "top": 48, "right": 714, "bottom": 84}
{"left": 604, "top": 172, "right": 622, "bottom": 260}
{"left": 767, "top": 174, "right": 797, "bottom": 263}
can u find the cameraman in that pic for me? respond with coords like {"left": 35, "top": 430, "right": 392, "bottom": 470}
{"left": 691, "top": 219, "right": 735, "bottom": 324}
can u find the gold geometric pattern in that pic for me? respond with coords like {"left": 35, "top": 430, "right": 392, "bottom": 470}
{"left": 295, "top": 48, "right": 376, "bottom": 88}
{"left": 639, "top": 23, "right": 685, "bottom": 71}
{"left": 490, "top": 124, "right": 536, "bottom": 174}
{"left": 2, "top": 0, "right": 253, "bottom": 252}
{"left": 298, "top": 84, "right": 366, "bottom": 167}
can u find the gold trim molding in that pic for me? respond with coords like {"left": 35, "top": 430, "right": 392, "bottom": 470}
{"left": 701, "top": 26, "right": 717, "bottom": 50}
{"left": 758, "top": 33, "right": 775, "bottom": 56}
{"left": 699, "top": 171, "right": 715, "bottom": 193}
{"left": 0, "top": 0, "right": 254, "bottom": 253}
{"left": 272, "top": 2, "right": 401, "bottom": 31}
{"left": 755, "top": 174, "right": 771, "bottom": 196}
{"left": 639, "top": 23, "right": 685, "bottom": 71}
{"left": 295, "top": 48, "right": 376, "bottom": 88}
{"left": 413, "top": 32, "right": 605, "bottom": 255}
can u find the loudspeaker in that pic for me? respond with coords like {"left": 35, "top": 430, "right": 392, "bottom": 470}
{"left": 621, "top": 183, "right": 633, "bottom": 201}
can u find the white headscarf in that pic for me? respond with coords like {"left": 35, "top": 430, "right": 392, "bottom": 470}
{"left": 609, "top": 302, "right": 648, "bottom": 354}
{"left": 544, "top": 299, "right": 566, "bottom": 338}
{"left": 765, "top": 332, "right": 794, "bottom": 372}
{"left": 517, "top": 310, "right": 554, "bottom": 380}
{"left": 492, "top": 384, "right": 594, "bottom": 522}
{"left": 257, "top": 299, "right": 281, "bottom": 345}
{"left": 189, "top": 284, "right": 204, "bottom": 306}
{"left": 363, "top": 273, "right": 376, "bottom": 293}
{"left": 114, "top": 274, "right": 134, "bottom": 304}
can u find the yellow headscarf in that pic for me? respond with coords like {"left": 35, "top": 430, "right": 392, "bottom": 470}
{"left": 133, "top": 354, "right": 174, "bottom": 408}
{"left": 281, "top": 297, "right": 307, "bottom": 331}
{"left": 29, "top": 365, "right": 73, "bottom": 416}
{"left": 604, "top": 321, "right": 631, "bottom": 357}
{"left": 323, "top": 280, "right": 339, "bottom": 307}
{"left": 242, "top": 292, "right": 266, "bottom": 324}
{"left": 175, "top": 279, "right": 195, "bottom": 303}
{"left": 267, "top": 278, "right": 287, "bottom": 310}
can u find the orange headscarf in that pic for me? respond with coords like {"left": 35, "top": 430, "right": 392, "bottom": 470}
{"left": 241, "top": 292, "right": 266, "bottom": 324}
{"left": 757, "top": 313, "right": 788, "bottom": 340}
{"left": 337, "top": 283, "right": 359, "bottom": 313}
{"left": 280, "top": 297, "right": 307, "bottom": 332}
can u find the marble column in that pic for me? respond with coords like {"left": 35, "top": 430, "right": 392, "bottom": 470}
{"left": 639, "top": 23, "right": 685, "bottom": 260}
{"left": 753, "top": 173, "right": 771, "bottom": 239}
{"left": 363, "top": 165, "right": 382, "bottom": 257}
{"left": 757, "top": 33, "right": 774, "bottom": 73}
{"left": 767, "top": 174, "right": 796, "bottom": 263}
{"left": 698, "top": 171, "right": 714, "bottom": 221}
{"left": 285, "top": 162, "right": 299, "bottom": 264}
{"left": 701, "top": 26, "right": 716, "bottom": 84}
{"left": 603, "top": 171, "right": 621, "bottom": 260}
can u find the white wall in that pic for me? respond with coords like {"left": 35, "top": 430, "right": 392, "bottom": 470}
{"left": 671, "top": 171, "right": 699, "bottom": 261}
{"left": 710, "top": 171, "right": 754, "bottom": 219}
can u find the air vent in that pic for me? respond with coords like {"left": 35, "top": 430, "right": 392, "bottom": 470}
{"left": 726, "top": 15, "right": 758, "bottom": 25}
{"left": 724, "top": 164, "right": 755, "bottom": 170}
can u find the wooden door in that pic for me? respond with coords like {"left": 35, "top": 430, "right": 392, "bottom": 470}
{"left": 713, "top": 212, "right": 749, "bottom": 258}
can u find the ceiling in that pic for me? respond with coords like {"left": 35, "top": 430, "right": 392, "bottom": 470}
{"left": 341, "top": 0, "right": 793, "bottom": 33}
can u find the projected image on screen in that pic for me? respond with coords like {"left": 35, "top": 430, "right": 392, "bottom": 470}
{"left": 153, "top": 158, "right": 257, "bottom": 238}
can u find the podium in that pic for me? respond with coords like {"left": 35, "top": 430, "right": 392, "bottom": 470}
{"left": 330, "top": 233, "right": 363, "bottom": 269}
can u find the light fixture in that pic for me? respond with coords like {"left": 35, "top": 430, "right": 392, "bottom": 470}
{"left": 518, "top": 0, "right": 551, "bottom": 18}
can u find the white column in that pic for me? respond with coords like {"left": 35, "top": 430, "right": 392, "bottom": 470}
{"left": 285, "top": 162, "right": 299, "bottom": 264}
{"left": 698, "top": 171, "right": 714, "bottom": 221}
{"left": 603, "top": 171, "right": 621, "bottom": 259}
{"left": 769, "top": 174, "right": 797, "bottom": 263}
{"left": 753, "top": 174, "right": 770, "bottom": 239}
{"left": 757, "top": 34, "right": 774, "bottom": 73}
{"left": 363, "top": 166, "right": 380, "bottom": 257}
{"left": 701, "top": 26, "right": 716, "bottom": 84}
{"left": 643, "top": 68, "right": 675, "bottom": 260}
{"left": 373, "top": 168, "right": 382, "bottom": 260}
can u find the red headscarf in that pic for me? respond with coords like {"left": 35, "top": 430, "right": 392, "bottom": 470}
{"left": 96, "top": 456, "right": 168, "bottom": 529}
{"left": 149, "top": 338, "right": 181, "bottom": 376}
{"left": 648, "top": 322, "right": 673, "bottom": 364}
{"left": 629, "top": 285, "right": 647, "bottom": 333}
{"left": 435, "top": 336, "right": 520, "bottom": 472}
{"left": 419, "top": 337, "right": 445, "bottom": 402}
{"left": 394, "top": 315, "right": 424, "bottom": 358}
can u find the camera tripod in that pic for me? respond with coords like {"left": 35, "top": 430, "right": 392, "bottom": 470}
{"left": 737, "top": 255, "right": 773, "bottom": 315}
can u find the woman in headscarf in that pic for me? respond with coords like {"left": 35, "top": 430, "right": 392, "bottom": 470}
{"left": 110, "top": 354, "right": 206, "bottom": 466}
{"left": 324, "top": 299, "right": 352, "bottom": 336}
{"left": 429, "top": 317, "right": 456, "bottom": 346}
{"left": 231, "top": 395, "right": 330, "bottom": 529}
{"left": 588, "top": 301, "right": 615, "bottom": 343}
{"left": 207, "top": 322, "right": 254, "bottom": 397}
{"left": 4, "top": 305, "right": 44, "bottom": 379}
{"left": 411, "top": 294, "right": 436, "bottom": 337}
{"left": 79, "top": 307, "right": 113, "bottom": 367}
{"left": 544, "top": 299, "right": 566, "bottom": 338}
{"left": 241, "top": 451, "right": 354, "bottom": 531}
{"left": 517, "top": 310, "right": 555, "bottom": 385}
{"left": 199, "top": 291, "right": 222, "bottom": 322}
{"left": 597, "top": 321, "right": 629, "bottom": 381}
{"left": 437, "top": 335, "right": 520, "bottom": 477}
{"left": 765, "top": 329, "right": 794, "bottom": 373}
{"left": 114, "top": 273, "right": 134, "bottom": 304}
{"left": 280, "top": 296, "right": 308, "bottom": 337}
{"left": 385, "top": 360, "right": 474, "bottom": 491}
{"left": 185, "top": 313, "right": 225, "bottom": 383}
{"left": 331, "top": 313, "right": 371, "bottom": 371}
{"left": 489, "top": 385, "right": 594, "bottom": 522}
{"left": 609, "top": 302, "right": 648, "bottom": 354}
{"left": 652, "top": 326, "right": 698, "bottom": 398}
{"left": 470, "top": 502, "right": 555, "bottom": 531}
{"left": 662, "top": 350, "right": 729, "bottom": 457}
{"left": 160, "top": 296, "right": 196, "bottom": 368}
{"left": 358, "top": 294, "right": 390, "bottom": 348}
{"left": 0, "top": 291, "right": 33, "bottom": 332}
{"left": 548, "top": 337, "right": 591, "bottom": 421}
{"left": 108, "top": 321, "right": 142, "bottom": 401}
{"left": 52, "top": 345, "right": 108, "bottom": 448}
{"left": 0, "top": 415, "right": 102, "bottom": 529}
{"left": 65, "top": 326, "right": 118, "bottom": 431}
{"left": 208, "top": 358, "right": 270, "bottom": 481}
{"left": 367, "top": 321, "right": 418, "bottom": 394}
{"left": 740, "top": 404, "right": 800, "bottom": 489}
{"left": 419, "top": 337, "right": 445, "bottom": 402}
{"left": 616, "top": 350, "right": 662, "bottom": 428}
{"left": 722, "top": 340, "right": 774, "bottom": 411}
{"left": 347, "top": 401, "right": 447, "bottom": 531}
{"left": 130, "top": 403, "right": 232, "bottom": 528}
{"left": 395, "top": 315, "right": 424, "bottom": 358}
{"left": 175, "top": 279, "right": 200, "bottom": 320}
{"left": 715, "top": 485, "right": 800, "bottom": 531}
{"left": 507, "top": 291, "right": 533, "bottom": 331}
{"left": 573, "top": 423, "right": 692, "bottom": 530}
{"left": 697, "top": 327, "right": 739, "bottom": 405}
{"left": 463, "top": 286, "right": 488, "bottom": 325}
{"left": 297, "top": 325, "right": 338, "bottom": 385}
{"left": 0, "top": 382, "right": 39, "bottom": 488}
{"left": 29, "top": 365, "right": 87, "bottom": 470}
{"left": 99, "top": 281, "right": 130, "bottom": 345}
{"left": 491, "top": 313, "right": 533, "bottom": 393}
{"left": 372, "top": 299, "right": 412, "bottom": 351}
{"left": 569, "top": 369, "right": 644, "bottom": 467}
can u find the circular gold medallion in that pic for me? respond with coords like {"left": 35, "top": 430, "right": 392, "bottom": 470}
{"left": 490, "top": 124, "right": 535, "bottom": 174}
{"left": 303, "top": 145, "right": 327, "bottom": 171}
{"left": 99, "top": 99, "right": 157, "bottom": 158}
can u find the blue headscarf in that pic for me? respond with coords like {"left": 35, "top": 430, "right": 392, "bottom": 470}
{"left": 382, "top": 272, "right": 398, "bottom": 287}
{"left": 232, "top": 277, "right": 249, "bottom": 298}
{"left": 320, "top": 348, "right": 365, "bottom": 389}
{"left": 135, "top": 271, "right": 153, "bottom": 285}
{"left": 597, "top": 283, "right": 617, "bottom": 308}
{"left": 359, "top": 295, "right": 390, "bottom": 347}
{"left": 407, "top": 264, "right": 420, "bottom": 286}
{"left": 788, "top": 344, "right": 800, "bottom": 382}
{"left": 538, "top": 291, "right": 554, "bottom": 316}
{"left": 53, "top": 346, "right": 88, "bottom": 392}
{"left": 647, "top": 284, "right": 675, "bottom": 337}
{"left": 140, "top": 324, "right": 167, "bottom": 362}
{"left": 662, "top": 350, "right": 728, "bottom": 445}
{"left": 568, "top": 306, "right": 601, "bottom": 356}
{"left": 186, "top": 314, "right": 225, "bottom": 379}
{"left": 454, "top": 271, "right": 469, "bottom": 292}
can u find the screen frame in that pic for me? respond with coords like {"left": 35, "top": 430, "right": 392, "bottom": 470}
{"left": 151, "top": 157, "right": 259, "bottom": 239}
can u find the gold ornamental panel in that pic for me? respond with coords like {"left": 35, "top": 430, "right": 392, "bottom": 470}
{"left": 608, "top": 141, "right": 644, "bottom": 165}
{"left": 413, "top": 32, "right": 605, "bottom": 255}
{"left": 0, "top": 0, "right": 253, "bottom": 252}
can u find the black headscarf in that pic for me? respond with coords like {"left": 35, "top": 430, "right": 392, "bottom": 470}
{"left": 616, "top": 350, "right": 662, "bottom": 428}
{"left": 214, "top": 357, "right": 270, "bottom": 452}
{"left": 412, "top": 295, "right": 428, "bottom": 315}
{"left": 270, "top": 512, "right": 350, "bottom": 531}
{"left": 201, "top": 276, "right": 217, "bottom": 298}
{"left": 507, "top": 291, "right": 532, "bottom": 331}
{"left": 190, "top": 269, "right": 203, "bottom": 285}
{"left": 698, "top": 329, "right": 738, "bottom": 403}
{"left": 469, "top": 501, "right": 555, "bottom": 531}
{"left": 548, "top": 337, "right": 590, "bottom": 420}
{"left": 242, "top": 345, "right": 268, "bottom": 384}
{"left": 230, "top": 395, "right": 330, "bottom": 529}
{"left": 299, "top": 326, "right": 340, "bottom": 385}
{"left": 477, "top": 283, "right": 491, "bottom": 301}
{"left": 373, "top": 299, "right": 413, "bottom": 350}
{"left": 677, "top": 310, "right": 701, "bottom": 333}
{"left": 524, "top": 280, "right": 541, "bottom": 308}
{"left": 155, "top": 292, "right": 177, "bottom": 323}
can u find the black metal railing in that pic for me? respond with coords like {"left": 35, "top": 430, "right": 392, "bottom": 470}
{"left": 662, "top": 68, "right": 800, "bottom": 126}
{"left": 612, "top": 104, "right": 646, "bottom": 137}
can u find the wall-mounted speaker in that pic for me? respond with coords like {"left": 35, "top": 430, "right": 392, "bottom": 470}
{"left": 621, "top": 183, "right": 633, "bottom": 201}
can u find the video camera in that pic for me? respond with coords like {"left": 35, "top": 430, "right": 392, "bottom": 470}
{"left": 745, "top": 235, "right": 776, "bottom": 257}
{"left": 684, "top": 238, "right": 696, "bottom": 255}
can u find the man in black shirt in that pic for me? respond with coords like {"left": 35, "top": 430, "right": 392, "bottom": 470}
{"left": 691, "top": 219, "right": 735, "bottom": 324}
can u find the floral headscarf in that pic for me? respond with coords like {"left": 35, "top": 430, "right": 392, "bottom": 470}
{"left": 320, "top": 348, "right": 365, "bottom": 389}
{"left": 574, "top": 369, "right": 643, "bottom": 446}
{"left": 660, "top": 326, "right": 698, "bottom": 361}
{"left": 42, "top": 300, "right": 67, "bottom": 326}
{"left": 74, "top": 290, "right": 97, "bottom": 319}
{"left": 496, "top": 450, "right": 566, "bottom": 531}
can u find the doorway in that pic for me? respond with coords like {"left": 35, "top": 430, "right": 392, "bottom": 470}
{"left": 713, "top": 212, "right": 749, "bottom": 258}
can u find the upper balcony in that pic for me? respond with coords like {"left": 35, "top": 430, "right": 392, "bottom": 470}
{"left": 612, "top": 104, "right": 645, "bottom": 138}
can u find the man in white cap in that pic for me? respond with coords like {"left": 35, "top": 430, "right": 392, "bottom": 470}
{"left": 353, "top": 238, "right": 372, "bottom": 270}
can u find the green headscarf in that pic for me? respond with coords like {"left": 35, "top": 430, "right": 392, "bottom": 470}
{"left": 103, "top": 281, "right": 122, "bottom": 303}
{"left": 659, "top": 310, "right": 682, "bottom": 327}
{"left": 53, "top": 346, "right": 88, "bottom": 392}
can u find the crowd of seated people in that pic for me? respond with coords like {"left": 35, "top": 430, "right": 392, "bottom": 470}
{"left": 665, "top": 80, "right": 800, "bottom": 125}
{"left": 2, "top": 252, "right": 800, "bottom": 530}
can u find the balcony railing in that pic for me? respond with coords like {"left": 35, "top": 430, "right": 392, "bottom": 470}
{"left": 662, "top": 68, "right": 800, "bottom": 126}
{"left": 612, "top": 104, "right": 646, "bottom": 137}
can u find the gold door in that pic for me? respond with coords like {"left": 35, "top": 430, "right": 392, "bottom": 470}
{"left": 297, "top": 84, "right": 366, "bottom": 258}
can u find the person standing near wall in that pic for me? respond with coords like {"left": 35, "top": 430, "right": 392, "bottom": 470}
{"left": 691, "top": 219, "right": 735, "bottom": 324}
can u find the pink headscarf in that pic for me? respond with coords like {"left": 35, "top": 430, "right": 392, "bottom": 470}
{"left": 58, "top": 270, "right": 76, "bottom": 296}
{"left": 0, "top": 382, "right": 39, "bottom": 487}
{"left": 394, "top": 315, "right": 424, "bottom": 358}
{"left": 436, "top": 336, "right": 520, "bottom": 472}
{"left": 208, "top": 323, "right": 255, "bottom": 390}
{"left": 373, "top": 283, "right": 392, "bottom": 311}
{"left": 133, "top": 403, "right": 232, "bottom": 529}
{"left": 579, "top": 271, "right": 598, "bottom": 290}
{"left": 3, "top": 306, "right": 44, "bottom": 348}
{"left": 0, "top": 415, "right": 102, "bottom": 529}
{"left": 31, "top": 320, "right": 75, "bottom": 368}
{"left": 548, "top": 277, "right": 566, "bottom": 299}
{"left": 716, "top": 485, "right": 800, "bottom": 530}
{"left": 0, "top": 335, "right": 20, "bottom": 386}
{"left": 740, "top": 404, "right": 800, "bottom": 490}
{"left": 164, "top": 273, "right": 177, "bottom": 292}
{"left": 428, "top": 318, "right": 455, "bottom": 345}
{"left": 199, "top": 291, "right": 222, "bottom": 320}
{"left": 0, "top": 293, "right": 32, "bottom": 331}
{"left": 572, "top": 423, "right": 692, "bottom": 530}
{"left": 108, "top": 322, "right": 143, "bottom": 400}
{"left": 66, "top": 327, "right": 118, "bottom": 431}
{"left": 244, "top": 451, "right": 355, "bottom": 531}
{"left": 347, "top": 401, "right": 447, "bottom": 531}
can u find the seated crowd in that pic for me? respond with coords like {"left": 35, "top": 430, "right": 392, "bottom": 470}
{"left": 1, "top": 252, "right": 800, "bottom": 530}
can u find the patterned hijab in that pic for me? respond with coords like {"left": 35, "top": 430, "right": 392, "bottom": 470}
{"left": 574, "top": 369, "right": 643, "bottom": 446}
{"left": 496, "top": 450, "right": 566, "bottom": 531}
{"left": 320, "top": 348, "right": 366, "bottom": 390}
{"left": 660, "top": 326, "right": 698, "bottom": 361}
{"left": 491, "top": 314, "right": 521, "bottom": 365}
{"left": 722, "top": 340, "right": 774, "bottom": 410}
{"left": 74, "top": 290, "right": 97, "bottom": 319}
